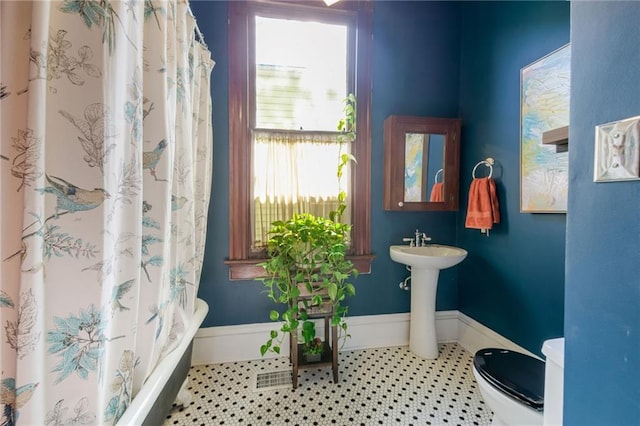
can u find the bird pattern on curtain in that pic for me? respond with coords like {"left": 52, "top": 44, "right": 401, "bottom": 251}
{"left": 0, "top": 1, "right": 214, "bottom": 424}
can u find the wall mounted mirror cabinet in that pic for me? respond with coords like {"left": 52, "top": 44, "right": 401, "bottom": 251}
{"left": 383, "top": 115, "right": 461, "bottom": 211}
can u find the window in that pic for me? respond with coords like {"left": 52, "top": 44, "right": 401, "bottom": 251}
{"left": 226, "top": 0, "right": 373, "bottom": 280}
{"left": 252, "top": 13, "right": 351, "bottom": 249}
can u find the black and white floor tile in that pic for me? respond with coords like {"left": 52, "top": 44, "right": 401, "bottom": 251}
{"left": 164, "top": 343, "right": 492, "bottom": 425}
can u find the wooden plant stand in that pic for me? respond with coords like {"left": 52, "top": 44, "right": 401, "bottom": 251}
{"left": 289, "top": 284, "right": 339, "bottom": 389}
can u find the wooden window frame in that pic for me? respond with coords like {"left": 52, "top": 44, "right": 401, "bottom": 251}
{"left": 225, "top": 0, "right": 373, "bottom": 280}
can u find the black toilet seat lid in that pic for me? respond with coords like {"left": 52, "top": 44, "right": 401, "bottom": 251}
{"left": 473, "top": 348, "right": 545, "bottom": 411}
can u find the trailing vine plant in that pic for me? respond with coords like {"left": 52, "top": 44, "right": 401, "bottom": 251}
{"left": 259, "top": 94, "right": 358, "bottom": 357}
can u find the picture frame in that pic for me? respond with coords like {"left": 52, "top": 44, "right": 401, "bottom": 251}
{"left": 594, "top": 116, "right": 640, "bottom": 182}
{"left": 520, "top": 44, "right": 571, "bottom": 213}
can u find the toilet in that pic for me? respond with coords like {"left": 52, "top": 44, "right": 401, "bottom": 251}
{"left": 472, "top": 338, "right": 565, "bottom": 426}
{"left": 472, "top": 348, "right": 545, "bottom": 425}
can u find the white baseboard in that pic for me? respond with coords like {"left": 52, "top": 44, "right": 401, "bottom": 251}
{"left": 192, "top": 310, "right": 528, "bottom": 365}
{"left": 457, "top": 311, "right": 539, "bottom": 359}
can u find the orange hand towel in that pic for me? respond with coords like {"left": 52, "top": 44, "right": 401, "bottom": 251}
{"left": 465, "top": 177, "right": 500, "bottom": 230}
{"left": 429, "top": 182, "right": 444, "bottom": 202}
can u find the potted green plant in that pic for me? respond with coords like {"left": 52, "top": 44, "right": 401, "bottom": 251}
{"left": 258, "top": 94, "right": 358, "bottom": 358}
{"left": 301, "top": 321, "right": 324, "bottom": 362}
{"left": 258, "top": 212, "right": 357, "bottom": 356}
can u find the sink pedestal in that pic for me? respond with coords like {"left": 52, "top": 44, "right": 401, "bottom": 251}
{"left": 409, "top": 268, "right": 440, "bottom": 359}
{"left": 389, "top": 244, "right": 467, "bottom": 360}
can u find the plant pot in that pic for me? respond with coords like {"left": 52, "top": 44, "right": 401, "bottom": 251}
{"left": 304, "top": 352, "right": 322, "bottom": 363}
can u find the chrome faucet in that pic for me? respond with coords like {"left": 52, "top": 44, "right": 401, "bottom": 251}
{"left": 404, "top": 229, "right": 432, "bottom": 246}
{"left": 414, "top": 229, "right": 432, "bottom": 246}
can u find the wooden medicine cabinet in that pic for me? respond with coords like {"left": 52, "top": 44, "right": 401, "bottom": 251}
{"left": 383, "top": 115, "right": 461, "bottom": 211}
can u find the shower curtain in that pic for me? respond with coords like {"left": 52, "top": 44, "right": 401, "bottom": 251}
{"left": 0, "top": 1, "right": 213, "bottom": 424}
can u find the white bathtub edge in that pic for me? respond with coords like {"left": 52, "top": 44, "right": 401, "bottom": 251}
{"left": 117, "top": 298, "right": 209, "bottom": 425}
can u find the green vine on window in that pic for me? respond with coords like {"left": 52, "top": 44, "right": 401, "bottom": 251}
{"left": 330, "top": 93, "right": 357, "bottom": 224}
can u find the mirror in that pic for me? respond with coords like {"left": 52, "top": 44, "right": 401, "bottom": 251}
{"left": 384, "top": 115, "right": 461, "bottom": 211}
{"left": 403, "top": 132, "right": 444, "bottom": 202}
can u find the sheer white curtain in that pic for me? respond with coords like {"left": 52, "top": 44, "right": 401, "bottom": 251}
{"left": 252, "top": 130, "right": 350, "bottom": 248}
{"left": 0, "top": 1, "right": 213, "bottom": 424}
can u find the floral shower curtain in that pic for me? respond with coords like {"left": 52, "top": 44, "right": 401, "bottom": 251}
{"left": 0, "top": 1, "right": 213, "bottom": 424}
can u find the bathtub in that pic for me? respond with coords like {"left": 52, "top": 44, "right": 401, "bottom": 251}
{"left": 117, "top": 298, "right": 209, "bottom": 425}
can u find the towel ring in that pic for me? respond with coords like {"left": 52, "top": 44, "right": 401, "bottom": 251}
{"left": 472, "top": 158, "right": 494, "bottom": 179}
{"left": 434, "top": 168, "right": 443, "bottom": 183}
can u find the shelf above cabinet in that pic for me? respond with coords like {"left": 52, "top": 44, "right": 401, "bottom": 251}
{"left": 542, "top": 125, "right": 569, "bottom": 153}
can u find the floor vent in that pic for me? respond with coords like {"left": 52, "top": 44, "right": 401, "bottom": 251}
{"left": 253, "top": 369, "right": 293, "bottom": 391}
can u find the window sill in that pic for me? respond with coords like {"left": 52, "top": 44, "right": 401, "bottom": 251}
{"left": 224, "top": 254, "right": 375, "bottom": 281}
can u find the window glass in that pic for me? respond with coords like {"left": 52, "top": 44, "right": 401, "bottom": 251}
{"left": 255, "top": 16, "right": 347, "bottom": 131}
{"left": 251, "top": 14, "right": 352, "bottom": 250}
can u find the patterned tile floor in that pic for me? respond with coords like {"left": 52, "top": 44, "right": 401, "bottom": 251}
{"left": 164, "top": 343, "right": 492, "bottom": 425}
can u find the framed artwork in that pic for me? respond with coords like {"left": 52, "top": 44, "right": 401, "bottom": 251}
{"left": 520, "top": 44, "right": 571, "bottom": 213}
{"left": 594, "top": 116, "right": 640, "bottom": 182}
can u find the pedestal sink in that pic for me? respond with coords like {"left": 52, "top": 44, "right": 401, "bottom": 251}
{"left": 390, "top": 244, "right": 468, "bottom": 359}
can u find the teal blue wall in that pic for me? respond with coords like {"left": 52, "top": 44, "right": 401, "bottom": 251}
{"left": 565, "top": 2, "right": 640, "bottom": 424}
{"left": 457, "top": 1, "right": 569, "bottom": 356}
{"left": 192, "top": 1, "right": 640, "bottom": 421}
{"left": 193, "top": 0, "right": 569, "bottom": 356}
{"left": 370, "top": 1, "right": 462, "bottom": 315}
{"left": 193, "top": 1, "right": 463, "bottom": 327}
